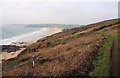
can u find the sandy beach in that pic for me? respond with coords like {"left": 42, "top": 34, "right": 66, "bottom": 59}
{"left": 17, "top": 27, "right": 63, "bottom": 44}
{"left": 1, "top": 27, "right": 63, "bottom": 61}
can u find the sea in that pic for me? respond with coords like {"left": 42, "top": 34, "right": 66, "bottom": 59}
{"left": 1, "top": 24, "right": 52, "bottom": 45}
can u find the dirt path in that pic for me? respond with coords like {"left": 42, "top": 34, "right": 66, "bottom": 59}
{"left": 112, "top": 39, "right": 118, "bottom": 77}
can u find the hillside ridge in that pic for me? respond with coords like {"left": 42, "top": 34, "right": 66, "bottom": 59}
{"left": 2, "top": 18, "right": 119, "bottom": 76}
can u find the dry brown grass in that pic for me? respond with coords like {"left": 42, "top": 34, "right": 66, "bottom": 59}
{"left": 2, "top": 18, "right": 119, "bottom": 76}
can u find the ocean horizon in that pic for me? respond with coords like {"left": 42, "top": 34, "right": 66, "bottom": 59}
{"left": 1, "top": 24, "right": 83, "bottom": 45}
{"left": 1, "top": 24, "right": 52, "bottom": 45}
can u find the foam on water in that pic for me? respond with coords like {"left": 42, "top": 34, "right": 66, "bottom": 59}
{"left": 1, "top": 28, "right": 50, "bottom": 45}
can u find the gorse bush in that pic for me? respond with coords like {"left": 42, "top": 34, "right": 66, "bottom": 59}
{"left": 39, "top": 58, "right": 53, "bottom": 64}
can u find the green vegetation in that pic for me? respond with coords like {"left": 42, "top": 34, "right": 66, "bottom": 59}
{"left": 39, "top": 58, "right": 52, "bottom": 64}
{"left": 19, "top": 57, "right": 31, "bottom": 62}
{"left": 82, "top": 42, "right": 92, "bottom": 45}
{"left": 2, "top": 19, "right": 119, "bottom": 76}
{"left": 50, "top": 43, "right": 58, "bottom": 48}
{"left": 56, "top": 39, "right": 63, "bottom": 42}
{"left": 73, "top": 32, "right": 79, "bottom": 36}
{"left": 89, "top": 31, "right": 118, "bottom": 76}
{"left": 77, "top": 33, "right": 85, "bottom": 36}
{"left": 118, "top": 34, "right": 120, "bottom": 47}
{"left": 92, "top": 45, "right": 99, "bottom": 48}
{"left": 61, "top": 42, "right": 67, "bottom": 45}
{"left": 62, "top": 29, "right": 69, "bottom": 32}
{"left": 72, "top": 31, "right": 85, "bottom": 37}
{"left": 72, "top": 31, "right": 78, "bottom": 35}
{"left": 46, "top": 42, "right": 51, "bottom": 47}
{"left": 66, "top": 47, "right": 72, "bottom": 51}
{"left": 75, "top": 44, "right": 81, "bottom": 47}
{"left": 94, "top": 24, "right": 113, "bottom": 31}
{"left": 71, "top": 51, "right": 81, "bottom": 58}
{"left": 39, "top": 57, "right": 44, "bottom": 58}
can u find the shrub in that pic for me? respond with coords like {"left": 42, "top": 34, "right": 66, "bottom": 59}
{"left": 66, "top": 47, "right": 72, "bottom": 51}
{"left": 62, "top": 29, "right": 69, "bottom": 32}
{"left": 61, "top": 42, "right": 66, "bottom": 45}
{"left": 39, "top": 58, "right": 52, "bottom": 64}
{"left": 19, "top": 57, "right": 30, "bottom": 63}
{"left": 82, "top": 42, "right": 92, "bottom": 45}
{"left": 46, "top": 42, "right": 51, "bottom": 47}
{"left": 72, "top": 31, "right": 78, "bottom": 35}
{"left": 92, "top": 45, "right": 98, "bottom": 48}
{"left": 77, "top": 33, "right": 85, "bottom": 36}
{"left": 75, "top": 44, "right": 81, "bottom": 47}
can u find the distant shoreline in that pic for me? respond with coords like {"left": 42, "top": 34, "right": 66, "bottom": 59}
{"left": 1, "top": 27, "right": 63, "bottom": 61}
{"left": 15, "top": 27, "right": 63, "bottom": 45}
{"left": 2, "top": 27, "right": 51, "bottom": 45}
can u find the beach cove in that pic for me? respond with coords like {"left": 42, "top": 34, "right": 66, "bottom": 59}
{"left": 1, "top": 27, "right": 63, "bottom": 61}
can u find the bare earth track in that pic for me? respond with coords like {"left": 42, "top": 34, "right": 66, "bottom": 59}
{"left": 112, "top": 39, "right": 118, "bottom": 77}
{"left": 2, "top": 19, "right": 119, "bottom": 76}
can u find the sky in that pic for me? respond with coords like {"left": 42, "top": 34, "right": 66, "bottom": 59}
{"left": 1, "top": 0, "right": 119, "bottom": 25}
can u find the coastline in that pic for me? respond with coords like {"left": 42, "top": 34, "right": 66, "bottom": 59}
{"left": 1, "top": 27, "right": 63, "bottom": 61}
{"left": 18, "top": 27, "right": 63, "bottom": 45}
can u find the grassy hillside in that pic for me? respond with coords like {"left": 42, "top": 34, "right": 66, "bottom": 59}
{"left": 2, "top": 19, "right": 119, "bottom": 76}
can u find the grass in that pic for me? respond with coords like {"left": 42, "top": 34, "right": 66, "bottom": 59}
{"left": 39, "top": 58, "right": 53, "bottom": 64}
{"left": 62, "top": 29, "right": 69, "bottom": 32}
{"left": 82, "top": 26, "right": 92, "bottom": 30}
{"left": 118, "top": 34, "right": 120, "bottom": 48}
{"left": 75, "top": 44, "right": 81, "bottom": 47}
{"left": 89, "top": 31, "right": 115, "bottom": 76}
{"left": 72, "top": 31, "right": 78, "bottom": 35}
{"left": 72, "top": 31, "right": 85, "bottom": 37}
{"left": 19, "top": 57, "right": 31, "bottom": 62}
{"left": 61, "top": 42, "right": 67, "bottom": 45}
{"left": 71, "top": 51, "right": 81, "bottom": 58}
{"left": 66, "top": 47, "right": 72, "bottom": 51}
{"left": 92, "top": 45, "right": 99, "bottom": 48}
{"left": 82, "top": 42, "right": 92, "bottom": 45}
{"left": 94, "top": 24, "right": 113, "bottom": 31}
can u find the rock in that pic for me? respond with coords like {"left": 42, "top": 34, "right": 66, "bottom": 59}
{"left": 1, "top": 45, "right": 21, "bottom": 53}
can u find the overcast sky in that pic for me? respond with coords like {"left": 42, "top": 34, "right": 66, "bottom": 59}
{"left": 1, "top": 0, "right": 119, "bottom": 25}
